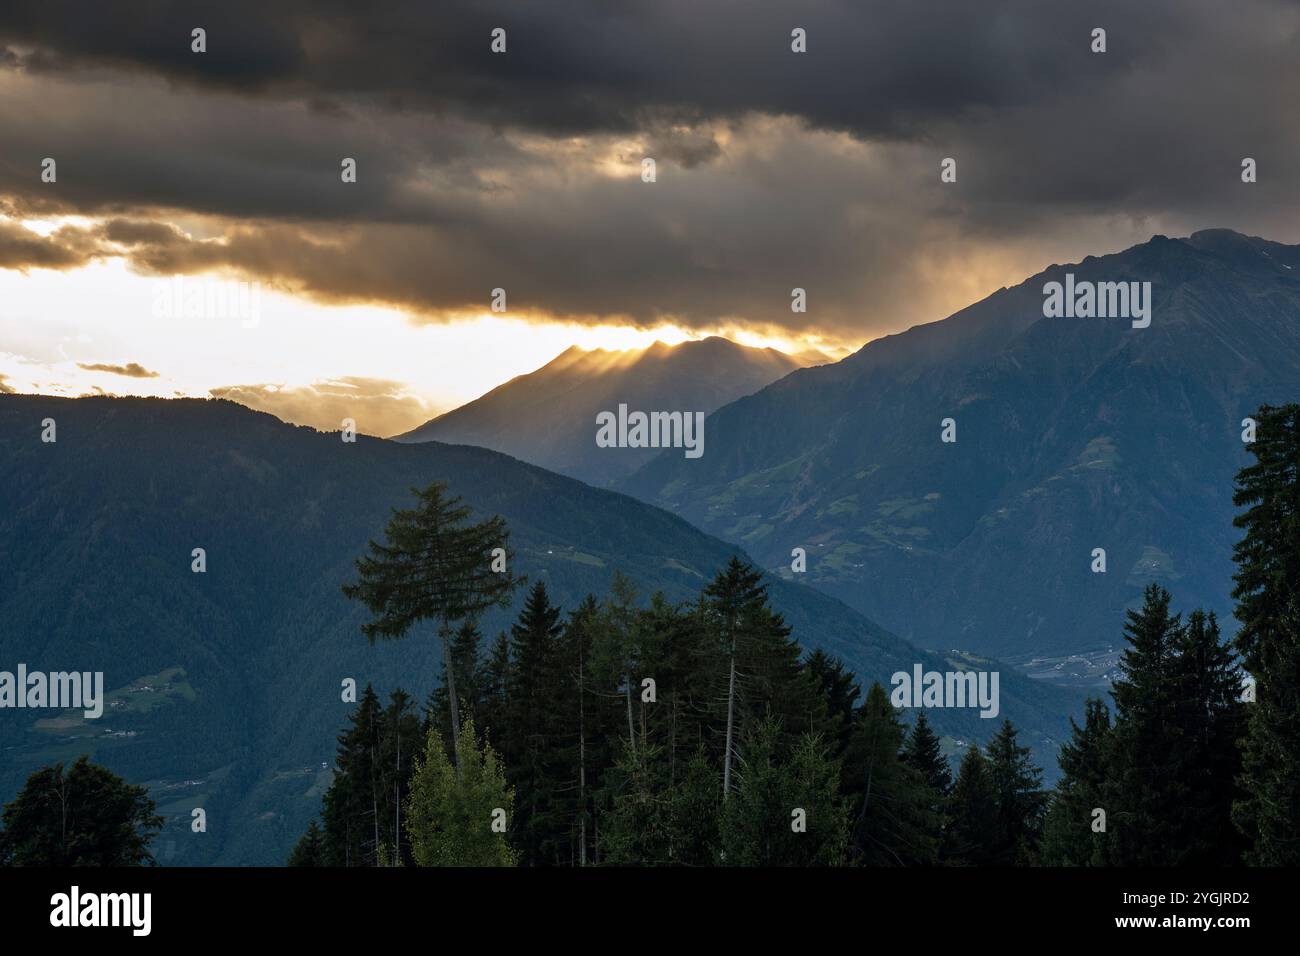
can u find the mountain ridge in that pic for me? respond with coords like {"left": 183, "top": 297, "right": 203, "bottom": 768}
{"left": 619, "top": 229, "right": 1300, "bottom": 660}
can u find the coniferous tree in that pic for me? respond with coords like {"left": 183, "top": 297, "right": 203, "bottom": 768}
{"left": 314, "top": 686, "right": 423, "bottom": 866}
{"left": 429, "top": 620, "right": 485, "bottom": 748}
{"left": 322, "top": 684, "right": 384, "bottom": 866}
{"left": 406, "top": 718, "right": 516, "bottom": 867}
{"left": 703, "top": 558, "right": 767, "bottom": 798}
{"left": 903, "top": 712, "right": 952, "bottom": 796}
{"left": 477, "top": 631, "right": 511, "bottom": 755}
{"left": 505, "top": 580, "right": 565, "bottom": 865}
{"left": 555, "top": 595, "right": 602, "bottom": 865}
{"left": 0, "top": 756, "right": 163, "bottom": 866}
{"left": 984, "top": 720, "right": 1046, "bottom": 865}
{"left": 1172, "top": 610, "right": 1246, "bottom": 865}
{"left": 807, "top": 649, "right": 862, "bottom": 758}
{"left": 342, "top": 481, "right": 519, "bottom": 771}
{"left": 594, "top": 572, "right": 648, "bottom": 761}
{"left": 1040, "top": 699, "right": 1113, "bottom": 866}
{"left": 288, "top": 820, "right": 326, "bottom": 866}
{"left": 665, "top": 748, "right": 722, "bottom": 865}
{"left": 843, "top": 683, "right": 941, "bottom": 865}
{"left": 718, "top": 717, "right": 848, "bottom": 866}
{"left": 378, "top": 690, "right": 424, "bottom": 866}
{"left": 701, "top": 559, "right": 820, "bottom": 796}
{"left": 1231, "top": 403, "right": 1300, "bottom": 865}
{"left": 945, "top": 744, "right": 998, "bottom": 865}
{"left": 1106, "top": 584, "right": 1186, "bottom": 865}
{"left": 780, "top": 730, "right": 851, "bottom": 865}
{"left": 603, "top": 741, "right": 673, "bottom": 866}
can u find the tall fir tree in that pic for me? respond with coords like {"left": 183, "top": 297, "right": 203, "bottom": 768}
{"left": 806, "top": 649, "right": 862, "bottom": 758}
{"left": 984, "top": 720, "right": 1046, "bottom": 866}
{"left": 945, "top": 744, "right": 998, "bottom": 866}
{"left": 477, "top": 630, "right": 511, "bottom": 756}
{"left": 321, "top": 684, "right": 384, "bottom": 866}
{"left": 1231, "top": 403, "right": 1300, "bottom": 865}
{"left": 1039, "top": 698, "right": 1113, "bottom": 866}
{"left": 1106, "top": 584, "right": 1185, "bottom": 865}
{"left": 1172, "top": 610, "right": 1246, "bottom": 865}
{"left": 602, "top": 740, "right": 673, "bottom": 866}
{"left": 553, "top": 594, "right": 610, "bottom": 865}
{"left": 505, "top": 580, "right": 565, "bottom": 865}
{"left": 702, "top": 558, "right": 767, "bottom": 798}
{"left": 377, "top": 690, "right": 424, "bottom": 866}
{"left": 843, "top": 683, "right": 941, "bottom": 865}
{"left": 903, "top": 712, "right": 952, "bottom": 796}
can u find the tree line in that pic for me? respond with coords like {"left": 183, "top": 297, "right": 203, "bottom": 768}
{"left": 2, "top": 405, "right": 1296, "bottom": 867}
{"left": 285, "top": 404, "right": 1300, "bottom": 867}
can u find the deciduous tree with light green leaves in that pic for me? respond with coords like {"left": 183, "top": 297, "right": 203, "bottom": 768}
{"left": 406, "top": 718, "right": 516, "bottom": 867}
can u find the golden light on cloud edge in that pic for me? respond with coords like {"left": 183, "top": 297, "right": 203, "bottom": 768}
{"left": 0, "top": 212, "right": 866, "bottom": 438}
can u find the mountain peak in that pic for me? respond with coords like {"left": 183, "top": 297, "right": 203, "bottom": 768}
{"left": 395, "top": 335, "right": 803, "bottom": 484}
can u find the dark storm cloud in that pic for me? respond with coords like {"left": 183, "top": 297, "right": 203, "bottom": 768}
{"left": 0, "top": 0, "right": 1180, "bottom": 138}
{"left": 1, "top": 0, "right": 1299, "bottom": 341}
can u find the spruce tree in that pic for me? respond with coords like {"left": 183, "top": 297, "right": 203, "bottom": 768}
{"left": 505, "top": 580, "right": 564, "bottom": 865}
{"left": 665, "top": 748, "right": 722, "bottom": 866}
{"left": 1106, "top": 583, "right": 1184, "bottom": 865}
{"left": 718, "top": 717, "right": 848, "bottom": 866}
{"left": 1172, "top": 610, "right": 1246, "bottom": 865}
{"left": 377, "top": 690, "right": 424, "bottom": 866}
{"left": 594, "top": 572, "right": 647, "bottom": 760}
{"left": 984, "top": 720, "right": 1046, "bottom": 866}
{"left": 945, "top": 744, "right": 998, "bottom": 865}
{"left": 288, "top": 820, "right": 326, "bottom": 866}
{"left": 477, "top": 631, "right": 511, "bottom": 755}
{"left": 806, "top": 649, "right": 861, "bottom": 758}
{"left": 1231, "top": 403, "right": 1300, "bottom": 865}
{"left": 322, "top": 684, "right": 384, "bottom": 866}
{"left": 701, "top": 559, "right": 819, "bottom": 795}
{"left": 903, "top": 712, "right": 952, "bottom": 796}
{"left": 703, "top": 558, "right": 767, "bottom": 797}
{"left": 603, "top": 740, "right": 673, "bottom": 866}
{"left": 843, "top": 683, "right": 940, "bottom": 865}
{"left": 555, "top": 595, "right": 602, "bottom": 865}
{"left": 1039, "top": 699, "right": 1112, "bottom": 866}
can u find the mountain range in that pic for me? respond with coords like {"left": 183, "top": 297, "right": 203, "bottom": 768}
{"left": 396, "top": 337, "right": 812, "bottom": 486}
{"left": 0, "top": 394, "right": 1076, "bottom": 865}
{"left": 621, "top": 229, "right": 1300, "bottom": 662}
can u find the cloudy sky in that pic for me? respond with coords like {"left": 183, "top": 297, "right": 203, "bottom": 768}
{"left": 2, "top": 0, "right": 1297, "bottom": 435}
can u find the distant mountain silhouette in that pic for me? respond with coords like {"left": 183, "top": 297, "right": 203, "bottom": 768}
{"left": 622, "top": 230, "right": 1300, "bottom": 660}
{"left": 395, "top": 336, "right": 806, "bottom": 485}
{"left": 0, "top": 394, "right": 1078, "bottom": 865}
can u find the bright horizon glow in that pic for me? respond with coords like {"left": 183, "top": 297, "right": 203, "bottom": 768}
{"left": 0, "top": 245, "right": 857, "bottom": 437}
